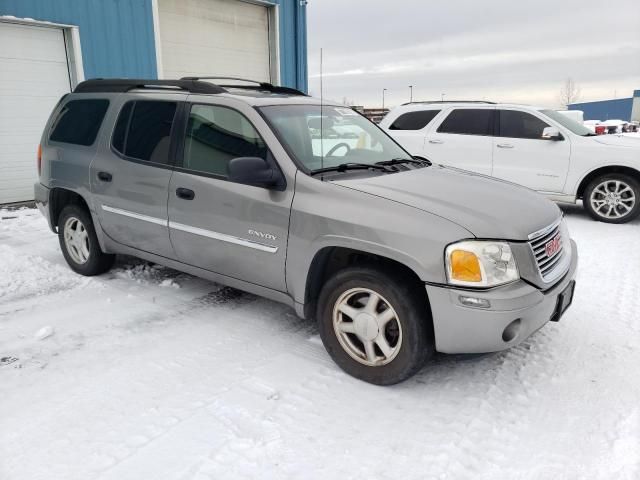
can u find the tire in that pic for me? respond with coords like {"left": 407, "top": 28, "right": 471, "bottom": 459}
{"left": 316, "top": 266, "right": 434, "bottom": 385}
{"left": 58, "top": 204, "right": 115, "bottom": 276}
{"left": 584, "top": 173, "right": 640, "bottom": 224}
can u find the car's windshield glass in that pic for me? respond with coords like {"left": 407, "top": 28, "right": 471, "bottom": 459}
{"left": 259, "top": 104, "right": 411, "bottom": 173}
{"left": 540, "top": 109, "right": 594, "bottom": 136}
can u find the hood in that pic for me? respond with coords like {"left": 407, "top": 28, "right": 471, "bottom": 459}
{"left": 333, "top": 165, "right": 561, "bottom": 240}
{"left": 592, "top": 135, "right": 640, "bottom": 148}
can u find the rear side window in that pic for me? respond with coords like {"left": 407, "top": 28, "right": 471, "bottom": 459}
{"left": 498, "top": 110, "right": 550, "bottom": 139}
{"left": 437, "top": 109, "right": 495, "bottom": 136}
{"left": 182, "top": 104, "right": 267, "bottom": 177}
{"left": 112, "top": 101, "right": 134, "bottom": 153}
{"left": 112, "top": 100, "right": 177, "bottom": 164}
{"left": 49, "top": 99, "right": 109, "bottom": 146}
{"left": 389, "top": 110, "right": 440, "bottom": 130}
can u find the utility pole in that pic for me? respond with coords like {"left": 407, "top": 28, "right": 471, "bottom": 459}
{"left": 409, "top": 85, "right": 413, "bottom": 103}
{"left": 382, "top": 88, "right": 388, "bottom": 110}
{"left": 441, "top": 93, "right": 445, "bottom": 102}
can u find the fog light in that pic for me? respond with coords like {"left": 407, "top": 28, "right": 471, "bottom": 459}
{"left": 458, "top": 295, "right": 491, "bottom": 309}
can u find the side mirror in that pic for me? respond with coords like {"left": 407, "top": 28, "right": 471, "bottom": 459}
{"left": 542, "top": 127, "right": 563, "bottom": 140}
{"left": 228, "top": 157, "right": 285, "bottom": 190}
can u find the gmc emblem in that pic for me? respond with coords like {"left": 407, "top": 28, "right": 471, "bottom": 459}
{"left": 545, "top": 235, "right": 561, "bottom": 258}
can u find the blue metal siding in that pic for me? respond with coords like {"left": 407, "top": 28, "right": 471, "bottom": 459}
{"left": 569, "top": 98, "right": 633, "bottom": 121}
{"left": 0, "top": 0, "right": 158, "bottom": 79}
{"left": 273, "top": 0, "right": 308, "bottom": 91}
{"left": 0, "top": 0, "right": 307, "bottom": 91}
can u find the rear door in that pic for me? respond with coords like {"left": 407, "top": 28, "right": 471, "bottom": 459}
{"left": 91, "top": 94, "right": 184, "bottom": 259}
{"left": 385, "top": 109, "right": 441, "bottom": 156}
{"left": 424, "top": 107, "right": 495, "bottom": 175}
{"left": 167, "top": 100, "right": 292, "bottom": 291}
{"left": 491, "top": 109, "right": 571, "bottom": 192}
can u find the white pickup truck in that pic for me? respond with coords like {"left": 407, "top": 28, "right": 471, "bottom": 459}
{"left": 381, "top": 101, "right": 640, "bottom": 223}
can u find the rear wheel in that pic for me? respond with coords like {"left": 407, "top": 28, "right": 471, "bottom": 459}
{"left": 58, "top": 205, "right": 115, "bottom": 275}
{"left": 584, "top": 173, "right": 640, "bottom": 224}
{"left": 317, "top": 266, "right": 434, "bottom": 385}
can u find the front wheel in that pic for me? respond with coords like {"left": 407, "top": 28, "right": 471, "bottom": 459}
{"left": 316, "top": 266, "right": 434, "bottom": 385}
{"left": 584, "top": 174, "right": 640, "bottom": 224}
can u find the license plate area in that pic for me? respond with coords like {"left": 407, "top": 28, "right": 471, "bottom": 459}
{"left": 550, "top": 280, "right": 575, "bottom": 322}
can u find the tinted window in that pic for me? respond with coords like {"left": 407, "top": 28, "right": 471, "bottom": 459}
{"left": 124, "top": 101, "right": 177, "bottom": 164}
{"left": 49, "top": 99, "right": 109, "bottom": 146}
{"left": 499, "top": 110, "right": 550, "bottom": 139}
{"left": 112, "top": 101, "right": 134, "bottom": 153}
{"left": 437, "top": 109, "right": 494, "bottom": 136}
{"left": 389, "top": 110, "right": 440, "bottom": 130}
{"left": 183, "top": 104, "right": 267, "bottom": 177}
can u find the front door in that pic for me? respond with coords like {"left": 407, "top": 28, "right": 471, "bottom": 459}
{"left": 91, "top": 96, "right": 183, "bottom": 259}
{"left": 491, "top": 109, "right": 571, "bottom": 192}
{"left": 167, "top": 102, "right": 292, "bottom": 291}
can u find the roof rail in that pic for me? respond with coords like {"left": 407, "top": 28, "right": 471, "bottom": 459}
{"left": 181, "top": 76, "right": 308, "bottom": 96}
{"left": 401, "top": 100, "right": 496, "bottom": 106}
{"left": 73, "top": 78, "right": 227, "bottom": 94}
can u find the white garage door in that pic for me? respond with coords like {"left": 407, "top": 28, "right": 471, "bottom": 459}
{"left": 0, "top": 22, "right": 71, "bottom": 204}
{"left": 158, "top": 0, "right": 272, "bottom": 82}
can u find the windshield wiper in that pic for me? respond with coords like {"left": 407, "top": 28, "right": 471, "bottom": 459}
{"left": 310, "top": 162, "right": 392, "bottom": 175}
{"left": 376, "top": 157, "right": 431, "bottom": 167}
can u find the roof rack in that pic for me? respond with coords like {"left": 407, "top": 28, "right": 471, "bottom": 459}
{"left": 74, "top": 78, "right": 226, "bottom": 94}
{"left": 181, "top": 76, "right": 308, "bottom": 96}
{"left": 401, "top": 100, "right": 496, "bottom": 106}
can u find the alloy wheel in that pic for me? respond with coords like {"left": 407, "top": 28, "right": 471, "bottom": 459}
{"left": 63, "top": 216, "right": 90, "bottom": 264}
{"left": 332, "top": 287, "right": 403, "bottom": 366}
{"left": 589, "top": 179, "right": 636, "bottom": 219}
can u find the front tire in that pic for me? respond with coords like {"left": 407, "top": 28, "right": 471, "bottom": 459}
{"left": 58, "top": 205, "right": 115, "bottom": 276}
{"left": 584, "top": 173, "right": 640, "bottom": 224}
{"left": 317, "top": 266, "right": 434, "bottom": 385}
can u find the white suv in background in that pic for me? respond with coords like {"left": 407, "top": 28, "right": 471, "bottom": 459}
{"left": 380, "top": 101, "right": 640, "bottom": 223}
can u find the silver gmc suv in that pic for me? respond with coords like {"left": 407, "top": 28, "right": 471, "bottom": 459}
{"left": 34, "top": 78, "right": 578, "bottom": 385}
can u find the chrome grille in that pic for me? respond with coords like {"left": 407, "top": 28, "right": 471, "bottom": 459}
{"left": 528, "top": 219, "right": 570, "bottom": 284}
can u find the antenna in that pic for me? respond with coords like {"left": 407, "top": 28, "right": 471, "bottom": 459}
{"left": 320, "top": 48, "right": 324, "bottom": 179}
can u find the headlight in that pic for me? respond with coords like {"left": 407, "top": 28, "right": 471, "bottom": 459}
{"left": 445, "top": 240, "right": 519, "bottom": 287}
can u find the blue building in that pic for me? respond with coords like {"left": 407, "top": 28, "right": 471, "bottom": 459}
{"left": 569, "top": 90, "right": 640, "bottom": 122}
{"left": 0, "top": 0, "right": 308, "bottom": 203}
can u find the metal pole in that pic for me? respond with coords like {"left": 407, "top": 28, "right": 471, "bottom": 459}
{"left": 409, "top": 85, "right": 413, "bottom": 103}
{"left": 383, "top": 88, "right": 387, "bottom": 110}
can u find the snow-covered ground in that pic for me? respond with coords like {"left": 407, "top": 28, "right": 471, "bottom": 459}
{"left": 1, "top": 205, "right": 639, "bottom": 480}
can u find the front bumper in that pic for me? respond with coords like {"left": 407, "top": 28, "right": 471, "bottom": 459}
{"left": 426, "top": 239, "right": 578, "bottom": 354}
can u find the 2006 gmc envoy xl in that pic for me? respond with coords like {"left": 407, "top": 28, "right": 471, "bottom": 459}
{"left": 34, "top": 78, "right": 578, "bottom": 384}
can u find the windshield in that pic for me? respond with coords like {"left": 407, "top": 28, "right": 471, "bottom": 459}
{"left": 259, "top": 105, "right": 411, "bottom": 172}
{"left": 540, "top": 109, "right": 594, "bottom": 136}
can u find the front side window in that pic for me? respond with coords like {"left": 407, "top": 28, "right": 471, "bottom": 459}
{"left": 182, "top": 104, "right": 267, "bottom": 177}
{"left": 260, "top": 105, "right": 410, "bottom": 172}
{"left": 389, "top": 110, "right": 440, "bottom": 130}
{"left": 498, "top": 110, "right": 550, "bottom": 139}
{"left": 49, "top": 99, "right": 109, "bottom": 146}
{"left": 437, "top": 109, "right": 495, "bottom": 136}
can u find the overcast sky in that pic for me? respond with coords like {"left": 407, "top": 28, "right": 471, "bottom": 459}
{"left": 306, "top": 0, "right": 640, "bottom": 108}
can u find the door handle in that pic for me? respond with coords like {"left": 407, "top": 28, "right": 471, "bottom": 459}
{"left": 176, "top": 187, "right": 195, "bottom": 200}
{"left": 497, "top": 143, "right": 514, "bottom": 149}
{"left": 428, "top": 139, "right": 444, "bottom": 144}
{"left": 97, "top": 171, "right": 112, "bottom": 182}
